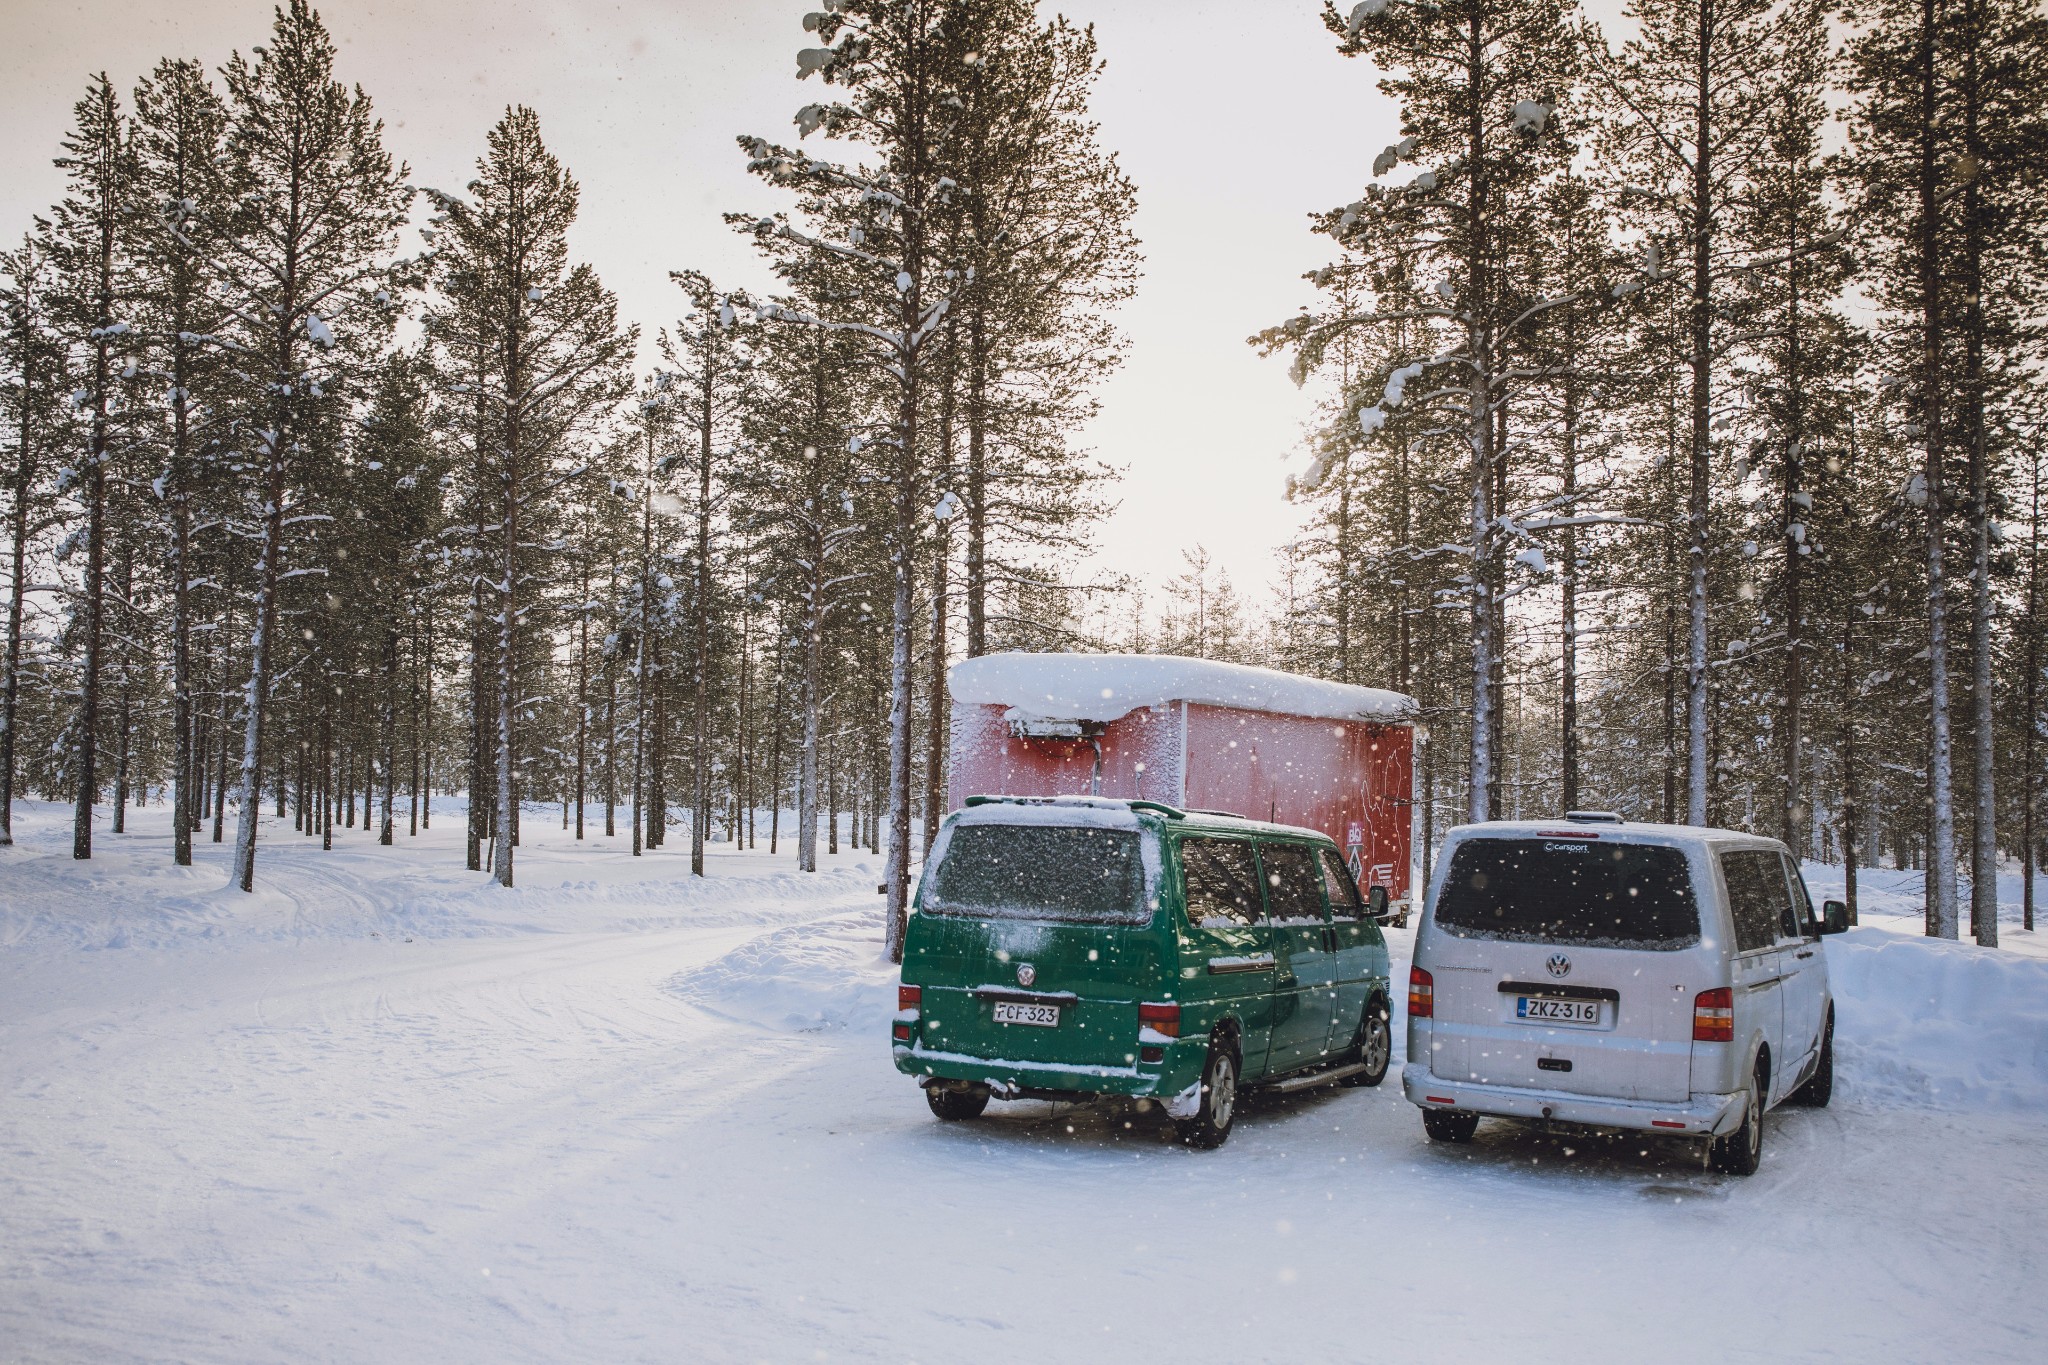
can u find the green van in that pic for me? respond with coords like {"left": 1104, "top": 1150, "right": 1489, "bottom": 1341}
{"left": 891, "top": 795, "right": 1395, "bottom": 1148}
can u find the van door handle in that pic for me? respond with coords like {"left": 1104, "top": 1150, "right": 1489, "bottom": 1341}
{"left": 1795, "top": 950, "right": 1815, "bottom": 960}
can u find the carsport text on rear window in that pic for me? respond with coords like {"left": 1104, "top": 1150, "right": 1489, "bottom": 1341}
{"left": 1435, "top": 837, "right": 1702, "bottom": 950}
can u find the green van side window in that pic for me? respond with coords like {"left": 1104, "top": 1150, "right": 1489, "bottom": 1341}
{"left": 1318, "top": 847, "right": 1366, "bottom": 919}
{"left": 1259, "top": 843, "right": 1326, "bottom": 925}
{"left": 1181, "top": 839, "right": 1262, "bottom": 928}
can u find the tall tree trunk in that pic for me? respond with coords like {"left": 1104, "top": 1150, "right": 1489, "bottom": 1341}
{"left": 73, "top": 328, "right": 113, "bottom": 860}
{"left": 2, "top": 283, "right": 38, "bottom": 847}
{"left": 1463, "top": 16, "right": 1495, "bottom": 827}
{"left": 1781, "top": 203, "right": 1808, "bottom": 852}
{"left": 493, "top": 434, "right": 518, "bottom": 888}
{"left": 466, "top": 570, "right": 487, "bottom": 871}
{"left": 575, "top": 561, "right": 588, "bottom": 840}
{"left": 2024, "top": 438, "right": 2040, "bottom": 934}
{"left": 632, "top": 440, "right": 652, "bottom": 858}
{"left": 408, "top": 613, "right": 421, "bottom": 837}
{"left": 230, "top": 415, "right": 289, "bottom": 890}
{"left": 380, "top": 628, "right": 397, "bottom": 844}
{"left": 1914, "top": 0, "right": 1959, "bottom": 937}
{"left": 422, "top": 596, "right": 433, "bottom": 830}
{"left": 799, "top": 547, "right": 823, "bottom": 873}
{"left": 112, "top": 525, "right": 132, "bottom": 835}
{"left": 965, "top": 308, "right": 988, "bottom": 659}
{"left": 1840, "top": 613, "right": 1860, "bottom": 924}
{"left": 692, "top": 379, "right": 712, "bottom": 876}
{"left": 1684, "top": 0, "right": 1717, "bottom": 828}
{"left": 1959, "top": 3, "right": 1995, "bottom": 946}
{"left": 1560, "top": 326, "right": 1580, "bottom": 811}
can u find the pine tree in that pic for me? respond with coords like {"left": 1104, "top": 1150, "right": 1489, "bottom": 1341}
{"left": 43, "top": 73, "right": 140, "bottom": 860}
{"left": 660, "top": 272, "right": 753, "bottom": 877}
{"left": 1327, "top": 0, "right": 1581, "bottom": 821}
{"left": 1596, "top": 0, "right": 1811, "bottom": 827}
{"left": 132, "top": 56, "right": 230, "bottom": 867}
{"left": 212, "top": 1, "right": 410, "bottom": 892}
{"left": 0, "top": 237, "right": 64, "bottom": 845}
{"left": 741, "top": 0, "right": 966, "bottom": 956}
{"left": 425, "top": 105, "right": 633, "bottom": 887}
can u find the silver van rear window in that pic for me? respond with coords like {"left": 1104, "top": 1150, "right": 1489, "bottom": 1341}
{"left": 1436, "top": 838, "right": 1701, "bottom": 950}
{"left": 924, "top": 824, "right": 1150, "bottom": 925}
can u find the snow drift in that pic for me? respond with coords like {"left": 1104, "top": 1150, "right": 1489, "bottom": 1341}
{"left": 666, "top": 908, "right": 896, "bottom": 1034}
{"left": 1825, "top": 927, "right": 2048, "bottom": 1115}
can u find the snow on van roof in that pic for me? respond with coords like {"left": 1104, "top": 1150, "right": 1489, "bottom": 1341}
{"left": 1448, "top": 818, "right": 1790, "bottom": 849}
{"left": 949, "top": 652, "right": 1418, "bottom": 724}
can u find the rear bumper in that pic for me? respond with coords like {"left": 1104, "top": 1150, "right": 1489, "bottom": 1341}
{"left": 1402, "top": 1062, "right": 1746, "bottom": 1137}
{"left": 896, "top": 1039, "right": 1203, "bottom": 1102}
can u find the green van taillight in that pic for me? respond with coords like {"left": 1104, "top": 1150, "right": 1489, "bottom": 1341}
{"left": 898, "top": 985, "right": 922, "bottom": 1012}
{"left": 1138, "top": 1002, "right": 1180, "bottom": 1038}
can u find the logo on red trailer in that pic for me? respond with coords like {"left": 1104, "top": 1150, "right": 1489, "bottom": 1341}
{"left": 1346, "top": 820, "right": 1364, "bottom": 848}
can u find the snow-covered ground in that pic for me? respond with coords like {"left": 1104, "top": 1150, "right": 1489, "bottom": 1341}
{"left": 3, "top": 800, "right": 2045, "bottom": 1363}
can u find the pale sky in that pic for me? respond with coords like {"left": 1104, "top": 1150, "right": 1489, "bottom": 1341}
{"left": 1, "top": 0, "right": 1411, "bottom": 604}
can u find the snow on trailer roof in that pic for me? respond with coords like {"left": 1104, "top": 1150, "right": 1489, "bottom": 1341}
{"left": 949, "top": 652, "right": 1419, "bottom": 725}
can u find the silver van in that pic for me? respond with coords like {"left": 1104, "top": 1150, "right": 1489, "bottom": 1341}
{"left": 1402, "top": 813, "right": 1847, "bottom": 1174}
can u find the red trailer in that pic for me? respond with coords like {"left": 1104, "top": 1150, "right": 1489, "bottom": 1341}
{"left": 947, "top": 653, "right": 1424, "bottom": 916}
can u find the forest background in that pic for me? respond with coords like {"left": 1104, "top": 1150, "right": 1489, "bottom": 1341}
{"left": 1, "top": 0, "right": 2042, "bottom": 956}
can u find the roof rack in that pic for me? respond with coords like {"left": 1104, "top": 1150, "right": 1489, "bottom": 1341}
{"left": 1563, "top": 810, "right": 1627, "bottom": 824}
{"left": 961, "top": 794, "right": 1190, "bottom": 820}
{"left": 1185, "top": 808, "right": 1245, "bottom": 820}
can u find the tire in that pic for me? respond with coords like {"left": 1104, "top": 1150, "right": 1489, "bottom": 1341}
{"left": 1175, "top": 1036, "right": 1240, "bottom": 1149}
{"left": 1422, "top": 1108, "right": 1479, "bottom": 1143}
{"left": 926, "top": 1083, "right": 990, "bottom": 1121}
{"left": 1790, "top": 1010, "right": 1834, "bottom": 1108}
{"left": 1340, "top": 997, "right": 1392, "bottom": 1087}
{"left": 1709, "top": 1062, "right": 1766, "bottom": 1175}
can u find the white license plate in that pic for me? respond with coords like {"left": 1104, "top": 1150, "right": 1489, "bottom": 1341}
{"left": 1517, "top": 996, "right": 1601, "bottom": 1026}
{"left": 992, "top": 1001, "right": 1060, "bottom": 1028}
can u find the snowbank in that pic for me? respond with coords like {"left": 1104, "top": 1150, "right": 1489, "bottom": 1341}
{"left": 1826, "top": 926, "right": 2048, "bottom": 1114}
{"left": 950, "top": 651, "right": 1418, "bottom": 724}
{"left": 0, "top": 798, "right": 883, "bottom": 951}
{"left": 666, "top": 907, "right": 896, "bottom": 1034}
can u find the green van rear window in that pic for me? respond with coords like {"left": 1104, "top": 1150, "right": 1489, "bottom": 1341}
{"left": 924, "top": 823, "right": 1151, "bottom": 925}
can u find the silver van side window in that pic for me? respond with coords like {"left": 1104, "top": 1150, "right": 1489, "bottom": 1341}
{"left": 1720, "top": 850, "right": 1791, "bottom": 952}
{"left": 1779, "top": 852, "right": 1819, "bottom": 937}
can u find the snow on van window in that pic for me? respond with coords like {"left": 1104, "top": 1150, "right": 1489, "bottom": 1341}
{"left": 1436, "top": 838, "right": 1700, "bottom": 950}
{"left": 923, "top": 823, "right": 1152, "bottom": 926}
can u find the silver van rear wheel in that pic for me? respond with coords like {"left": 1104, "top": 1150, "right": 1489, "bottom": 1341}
{"left": 1709, "top": 1063, "right": 1765, "bottom": 1175}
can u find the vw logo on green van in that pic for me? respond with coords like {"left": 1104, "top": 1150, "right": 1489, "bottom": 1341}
{"left": 1016, "top": 962, "right": 1037, "bottom": 987}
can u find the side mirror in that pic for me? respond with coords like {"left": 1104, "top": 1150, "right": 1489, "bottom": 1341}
{"left": 1367, "top": 885, "right": 1390, "bottom": 924}
{"left": 1821, "top": 900, "right": 1849, "bottom": 935}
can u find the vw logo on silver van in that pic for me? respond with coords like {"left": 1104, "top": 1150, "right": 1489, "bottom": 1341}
{"left": 1546, "top": 953, "right": 1572, "bottom": 979}
{"left": 1016, "top": 962, "right": 1037, "bottom": 987}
